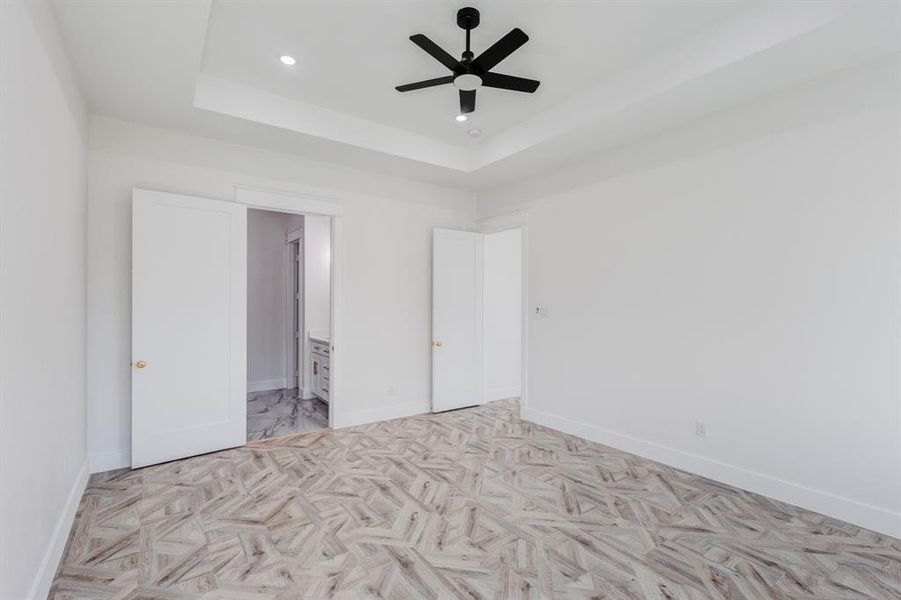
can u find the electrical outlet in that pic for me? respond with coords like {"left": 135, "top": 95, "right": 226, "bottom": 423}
{"left": 387, "top": 385, "right": 396, "bottom": 397}
{"left": 534, "top": 305, "right": 550, "bottom": 319}
{"left": 695, "top": 421, "right": 707, "bottom": 438}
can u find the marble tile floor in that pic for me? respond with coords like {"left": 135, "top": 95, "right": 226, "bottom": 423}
{"left": 247, "top": 387, "right": 328, "bottom": 441}
{"left": 50, "top": 399, "right": 901, "bottom": 599}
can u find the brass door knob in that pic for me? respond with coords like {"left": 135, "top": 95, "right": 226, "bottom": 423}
{"left": 434, "top": 340, "right": 443, "bottom": 347}
{"left": 135, "top": 360, "right": 146, "bottom": 369}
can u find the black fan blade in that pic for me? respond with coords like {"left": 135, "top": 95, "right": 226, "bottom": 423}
{"left": 410, "top": 34, "right": 461, "bottom": 72}
{"left": 396, "top": 76, "right": 454, "bottom": 92}
{"left": 481, "top": 72, "right": 540, "bottom": 93}
{"left": 460, "top": 89, "right": 475, "bottom": 114}
{"left": 471, "top": 28, "right": 528, "bottom": 72}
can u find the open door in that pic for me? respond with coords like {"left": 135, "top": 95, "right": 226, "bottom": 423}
{"left": 432, "top": 228, "right": 483, "bottom": 412}
{"left": 132, "top": 189, "right": 247, "bottom": 468}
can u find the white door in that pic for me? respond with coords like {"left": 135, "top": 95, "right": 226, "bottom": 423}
{"left": 432, "top": 228, "right": 483, "bottom": 412}
{"left": 287, "top": 239, "right": 302, "bottom": 390}
{"left": 132, "top": 189, "right": 247, "bottom": 468}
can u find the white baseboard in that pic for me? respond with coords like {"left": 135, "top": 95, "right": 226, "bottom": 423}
{"left": 247, "top": 378, "right": 287, "bottom": 393}
{"left": 523, "top": 406, "right": 901, "bottom": 538}
{"left": 485, "top": 386, "right": 521, "bottom": 402}
{"left": 27, "top": 460, "right": 88, "bottom": 600}
{"left": 88, "top": 448, "right": 130, "bottom": 473}
{"left": 334, "top": 401, "right": 428, "bottom": 429}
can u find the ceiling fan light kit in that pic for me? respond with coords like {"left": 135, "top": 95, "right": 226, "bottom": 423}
{"left": 396, "top": 7, "right": 540, "bottom": 116}
{"left": 453, "top": 73, "right": 482, "bottom": 91}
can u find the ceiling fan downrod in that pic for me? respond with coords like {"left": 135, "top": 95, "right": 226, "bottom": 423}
{"left": 458, "top": 6, "right": 479, "bottom": 64}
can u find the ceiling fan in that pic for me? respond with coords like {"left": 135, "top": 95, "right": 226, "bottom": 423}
{"left": 395, "top": 7, "right": 540, "bottom": 115}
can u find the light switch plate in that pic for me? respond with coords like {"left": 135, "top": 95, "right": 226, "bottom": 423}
{"left": 695, "top": 421, "right": 707, "bottom": 438}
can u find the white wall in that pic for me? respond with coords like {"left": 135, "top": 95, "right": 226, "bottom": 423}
{"left": 483, "top": 229, "right": 522, "bottom": 401}
{"left": 86, "top": 117, "right": 476, "bottom": 471}
{"left": 247, "top": 209, "right": 297, "bottom": 391}
{"left": 0, "top": 2, "right": 88, "bottom": 599}
{"left": 507, "top": 59, "right": 901, "bottom": 537}
{"left": 302, "top": 215, "right": 331, "bottom": 397}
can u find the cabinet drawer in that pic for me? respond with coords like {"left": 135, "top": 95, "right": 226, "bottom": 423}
{"left": 311, "top": 343, "right": 330, "bottom": 355}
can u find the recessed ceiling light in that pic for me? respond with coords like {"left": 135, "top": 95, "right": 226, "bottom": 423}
{"left": 455, "top": 114, "right": 467, "bottom": 122}
{"left": 468, "top": 128, "right": 481, "bottom": 137}
{"left": 279, "top": 55, "right": 296, "bottom": 66}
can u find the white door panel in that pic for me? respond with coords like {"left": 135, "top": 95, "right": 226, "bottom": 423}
{"left": 432, "top": 228, "right": 483, "bottom": 412}
{"left": 132, "top": 189, "right": 247, "bottom": 468}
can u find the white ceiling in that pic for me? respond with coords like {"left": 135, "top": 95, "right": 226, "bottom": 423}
{"left": 51, "top": 0, "right": 901, "bottom": 192}
{"left": 201, "top": 1, "right": 743, "bottom": 146}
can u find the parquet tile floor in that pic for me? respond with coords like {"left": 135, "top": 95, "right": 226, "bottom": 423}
{"left": 49, "top": 399, "right": 901, "bottom": 599}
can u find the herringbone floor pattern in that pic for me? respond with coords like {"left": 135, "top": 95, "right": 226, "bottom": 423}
{"left": 50, "top": 400, "right": 901, "bottom": 599}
